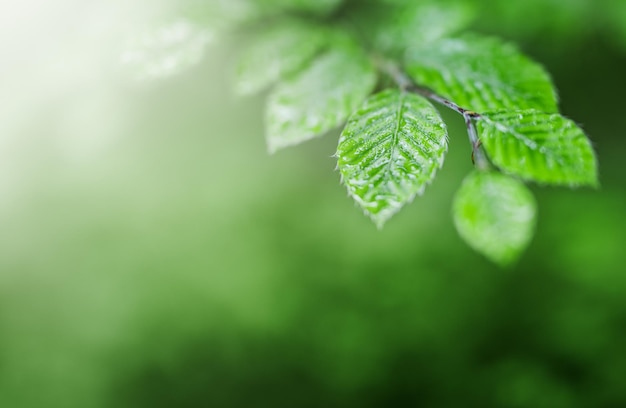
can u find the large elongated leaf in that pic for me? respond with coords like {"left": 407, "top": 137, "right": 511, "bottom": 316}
{"left": 476, "top": 110, "right": 598, "bottom": 186}
{"left": 266, "top": 39, "right": 377, "bottom": 153}
{"left": 337, "top": 89, "right": 448, "bottom": 227}
{"left": 235, "top": 21, "right": 329, "bottom": 95}
{"left": 405, "top": 35, "right": 558, "bottom": 113}
{"left": 453, "top": 171, "right": 537, "bottom": 266}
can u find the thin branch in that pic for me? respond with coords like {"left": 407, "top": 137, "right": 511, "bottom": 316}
{"left": 374, "top": 57, "right": 491, "bottom": 170}
{"left": 465, "top": 115, "right": 489, "bottom": 170}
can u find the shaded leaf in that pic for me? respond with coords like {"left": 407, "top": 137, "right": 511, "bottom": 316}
{"left": 266, "top": 38, "right": 377, "bottom": 153}
{"left": 235, "top": 21, "right": 330, "bottom": 96}
{"left": 259, "top": 0, "right": 344, "bottom": 15}
{"left": 405, "top": 35, "right": 558, "bottom": 113}
{"left": 179, "top": 0, "right": 343, "bottom": 29}
{"left": 477, "top": 110, "right": 598, "bottom": 187}
{"left": 453, "top": 171, "right": 537, "bottom": 266}
{"left": 337, "top": 89, "right": 448, "bottom": 227}
{"left": 348, "top": 1, "right": 474, "bottom": 57}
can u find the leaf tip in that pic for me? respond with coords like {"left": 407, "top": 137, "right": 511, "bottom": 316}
{"left": 485, "top": 251, "right": 523, "bottom": 269}
{"left": 266, "top": 138, "right": 280, "bottom": 155}
{"left": 373, "top": 218, "right": 386, "bottom": 230}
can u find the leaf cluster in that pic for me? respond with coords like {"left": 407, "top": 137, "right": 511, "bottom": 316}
{"left": 157, "top": 0, "right": 599, "bottom": 266}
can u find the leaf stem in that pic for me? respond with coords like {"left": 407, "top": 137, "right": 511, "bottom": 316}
{"left": 465, "top": 115, "right": 489, "bottom": 170}
{"left": 374, "top": 57, "right": 490, "bottom": 170}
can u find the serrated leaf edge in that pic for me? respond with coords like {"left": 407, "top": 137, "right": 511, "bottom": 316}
{"left": 338, "top": 90, "right": 448, "bottom": 228}
{"left": 477, "top": 110, "right": 599, "bottom": 188}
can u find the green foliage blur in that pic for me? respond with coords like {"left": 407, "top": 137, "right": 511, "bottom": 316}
{"left": 0, "top": 0, "right": 625, "bottom": 407}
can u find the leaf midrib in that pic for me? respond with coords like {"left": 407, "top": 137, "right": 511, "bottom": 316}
{"left": 383, "top": 91, "right": 408, "bottom": 188}
{"left": 480, "top": 115, "right": 568, "bottom": 169}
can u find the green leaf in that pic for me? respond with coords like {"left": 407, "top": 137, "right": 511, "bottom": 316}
{"left": 180, "top": 0, "right": 343, "bottom": 28}
{"left": 405, "top": 35, "right": 558, "bottom": 113}
{"left": 337, "top": 89, "right": 448, "bottom": 227}
{"left": 453, "top": 171, "right": 537, "bottom": 266}
{"left": 476, "top": 110, "right": 598, "bottom": 187}
{"left": 260, "top": 0, "right": 344, "bottom": 15}
{"left": 235, "top": 21, "right": 330, "bottom": 95}
{"left": 349, "top": 1, "right": 474, "bottom": 57}
{"left": 265, "top": 39, "right": 377, "bottom": 153}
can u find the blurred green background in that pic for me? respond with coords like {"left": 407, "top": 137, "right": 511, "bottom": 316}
{"left": 0, "top": 1, "right": 625, "bottom": 407}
